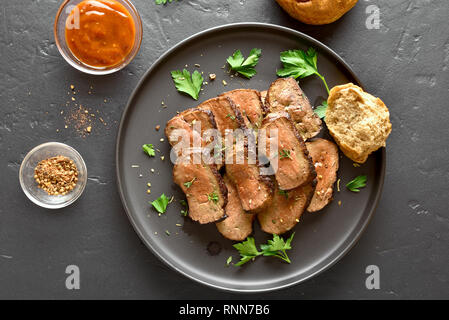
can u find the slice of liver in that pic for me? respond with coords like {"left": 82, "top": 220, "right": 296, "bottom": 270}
{"left": 260, "top": 112, "right": 316, "bottom": 190}
{"left": 266, "top": 77, "right": 322, "bottom": 140}
{"left": 198, "top": 96, "right": 246, "bottom": 136}
{"left": 225, "top": 142, "right": 274, "bottom": 213}
{"left": 173, "top": 162, "right": 227, "bottom": 224}
{"left": 220, "top": 89, "right": 265, "bottom": 129}
{"left": 258, "top": 181, "right": 316, "bottom": 235}
{"left": 216, "top": 175, "right": 255, "bottom": 241}
{"left": 165, "top": 107, "right": 216, "bottom": 148}
{"left": 306, "top": 138, "right": 339, "bottom": 212}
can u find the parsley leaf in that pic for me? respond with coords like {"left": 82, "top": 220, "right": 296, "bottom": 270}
{"left": 314, "top": 101, "right": 328, "bottom": 119}
{"left": 279, "top": 149, "right": 292, "bottom": 159}
{"left": 346, "top": 175, "right": 367, "bottom": 192}
{"left": 151, "top": 193, "right": 170, "bottom": 214}
{"left": 226, "top": 256, "right": 233, "bottom": 267}
{"left": 233, "top": 234, "right": 295, "bottom": 266}
{"left": 277, "top": 48, "right": 329, "bottom": 94}
{"left": 227, "top": 48, "right": 262, "bottom": 79}
{"left": 183, "top": 177, "right": 196, "bottom": 189}
{"left": 260, "top": 233, "right": 295, "bottom": 264}
{"left": 155, "top": 0, "right": 176, "bottom": 4}
{"left": 171, "top": 69, "right": 203, "bottom": 100}
{"left": 142, "top": 144, "right": 155, "bottom": 157}
{"left": 233, "top": 237, "right": 263, "bottom": 266}
{"left": 179, "top": 199, "right": 188, "bottom": 216}
{"left": 207, "top": 192, "right": 219, "bottom": 204}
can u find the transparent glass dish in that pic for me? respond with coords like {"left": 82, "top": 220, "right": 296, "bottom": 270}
{"left": 54, "top": 0, "right": 143, "bottom": 75}
{"left": 19, "top": 142, "right": 87, "bottom": 209}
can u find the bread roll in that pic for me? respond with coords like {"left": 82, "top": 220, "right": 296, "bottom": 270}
{"left": 275, "top": 0, "right": 359, "bottom": 25}
{"left": 325, "top": 83, "right": 392, "bottom": 163}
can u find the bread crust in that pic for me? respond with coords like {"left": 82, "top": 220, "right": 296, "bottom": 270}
{"left": 275, "top": 0, "right": 359, "bottom": 25}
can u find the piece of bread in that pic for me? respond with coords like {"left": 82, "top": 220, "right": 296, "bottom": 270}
{"left": 275, "top": 0, "right": 358, "bottom": 25}
{"left": 325, "top": 83, "right": 392, "bottom": 164}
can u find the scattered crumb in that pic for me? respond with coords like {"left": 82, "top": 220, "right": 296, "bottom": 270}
{"left": 222, "top": 80, "right": 227, "bottom": 86}
{"left": 209, "top": 73, "right": 216, "bottom": 81}
{"left": 338, "top": 200, "right": 342, "bottom": 206}
{"left": 160, "top": 138, "right": 164, "bottom": 142}
{"left": 155, "top": 125, "right": 160, "bottom": 131}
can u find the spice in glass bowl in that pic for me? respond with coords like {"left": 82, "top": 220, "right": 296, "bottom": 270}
{"left": 34, "top": 156, "right": 78, "bottom": 196}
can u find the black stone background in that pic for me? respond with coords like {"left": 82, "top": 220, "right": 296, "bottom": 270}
{"left": 1, "top": 0, "right": 448, "bottom": 299}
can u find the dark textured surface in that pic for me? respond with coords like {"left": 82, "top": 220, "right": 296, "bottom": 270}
{"left": 0, "top": 0, "right": 448, "bottom": 299}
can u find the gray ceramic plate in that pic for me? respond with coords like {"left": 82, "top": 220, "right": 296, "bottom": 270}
{"left": 116, "top": 23, "right": 385, "bottom": 293}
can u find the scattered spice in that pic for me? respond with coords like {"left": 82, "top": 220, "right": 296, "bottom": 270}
{"left": 34, "top": 156, "right": 78, "bottom": 196}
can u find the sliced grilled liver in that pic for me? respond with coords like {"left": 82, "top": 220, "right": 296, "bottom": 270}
{"left": 220, "top": 89, "right": 266, "bottom": 129}
{"left": 266, "top": 77, "right": 322, "bottom": 139}
{"left": 173, "top": 162, "right": 227, "bottom": 224}
{"left": 260, "top": 112, "right": 316, "bottom": 190}
{"left": 165, "top": 107, "right": 216, "bottom": 148}
{"left": 216, "top": 175, "right": 255, "bottom": 241}
{"left": 306, "top": 138, "right": 339, "bottom": 212}
{"left": 258, "top": 180, "right": 316, "bottom": 235}
{"left": 198, "top": 96, "right": 246, "bottom": 136}
{"left": 225, "top": 142, "right": 274, "bottom": 213}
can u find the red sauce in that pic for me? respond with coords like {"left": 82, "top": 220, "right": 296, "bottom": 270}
{"left": 65, "top": 0, "right": 136, "bottom": 68}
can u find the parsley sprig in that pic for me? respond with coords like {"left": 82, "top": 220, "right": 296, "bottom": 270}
{"left": 277, "top": 48, "right": 329, "bottom": 94}
{"left": 279, "top": 149, "right": 292, "bottom": 159}
{"left": 151, "top": 193, "right": 171, "bottom": 214}
{"left": 227, "top": 48, "right": 262, "bottom": 79}
{"left": 142, "top": 144, "right": 155, "bottom": 157}
{"left": 346, "top": 175, "right": 367, "bottom": 192}
{"left": 171, "top": 69, "right": 203, "bottom": 100}
{"left": 233, "top": 233, "right": 295, "bottom": 266}
{"left": 183, "top": 177, "right": 196, "bottom": 189}
{"left": 314, "top": 101, "right": 328, "bottom": 119}
{"left": 155, "top": 0, "right": 176, "bottom": 5}
{"left": 207, "top": 192, "right": 219, "bottom": 204}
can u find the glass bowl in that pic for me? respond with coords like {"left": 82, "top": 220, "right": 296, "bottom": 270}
{"left": 19, "top": 142, "right": 87, "bottom": 209}
{"left": 54, "top": 0, "right": 143, "bottom": 75}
